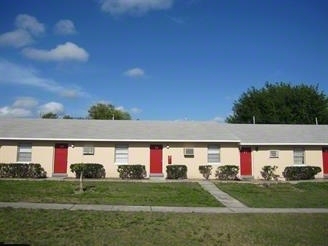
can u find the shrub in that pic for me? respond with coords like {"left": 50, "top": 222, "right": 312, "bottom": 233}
{"left": 215, "top": 165, "right": 239, "bottom": 180}
{"left": 261, "top": 165, "right": 279, "bottom": 181}
{"left": 0, "top": 163, "right": 47, "bottom": 178}
{"left": 199, "top": 165, "right": 212, "bottom": 179}
{"left": 117, "top": 165, "right": 146, "bottom": 179}
{"left": 282, "top": 166, "right": 321, "bottom": 180}
{"left": 70, "top": 163, "right": 105, "bottom": 179}
{"left": 166, "top": 165, "right": 187, "bottom": 179}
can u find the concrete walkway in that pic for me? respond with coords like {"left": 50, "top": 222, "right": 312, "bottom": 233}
{"left": 198, "top": 180, "right": 247, "bottom": 208}
{"left": 1, "top": 180, "right": 328, "bottom": 213}
{"left": 1, "top": 202, "right": 328, "bottom": 214}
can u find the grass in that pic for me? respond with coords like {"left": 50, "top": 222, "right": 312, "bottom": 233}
{"left": 0, "top": 180, "right": 221, "bottom": 207}
{"left": 0, "top": 208, "right": 327, "bottom": 246}
{"left": 216, "top": 182, "right": 328, "bottom": 208}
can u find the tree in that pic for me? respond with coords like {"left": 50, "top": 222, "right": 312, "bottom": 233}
{"left": 226, "top": 82, "right": 328, "bottom": 124}
{"left": 63, "top": 115, "right": 73, "bottom": 119}
{"left": 41, "top": 112, "right": 58, "bottom": 119}
{"left": 88, "top": 103, "right": 131, "bottom": 120}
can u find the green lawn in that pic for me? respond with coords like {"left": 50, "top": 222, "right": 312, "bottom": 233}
{"left": 216, "top": 182, "right": 328, "bottom": 208}
{"left": 0, "top": 208, "right": 327, "bottom": 246}
{"left": 0, "top": 180, "right": 221, "bottom": 207}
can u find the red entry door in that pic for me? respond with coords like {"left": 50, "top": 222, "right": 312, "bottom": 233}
{"left": 150, "top": 145, "right": 163, "bottom": 174}
{"left": 240, "top": 147, "right": 252, "bottom": 176}
{"left": 54, "top": 143, "right": 68, "bottom": 173}
{"left": 322, "top": 148, "right": 328, "bottom": 175}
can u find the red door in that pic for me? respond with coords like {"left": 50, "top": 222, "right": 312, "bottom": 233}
{"left": 54, "top": 143, "right": 68, "bottom": 173}
{"left": 150, "top": 145, "right": 163, "bottom": 174}
{"left": 240, "top": 147, "right": 252, "bottom": 176}
{"left": 322, "top": 148, "right": 328, "bottom": 175}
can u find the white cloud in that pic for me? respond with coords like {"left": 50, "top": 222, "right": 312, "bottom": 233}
{"left": 39, "top": 102, "right": 64, "bottom": 114}
{"left": 15, "top": 14, "right": 45, "bottom": 35}
{"left": 214, "top": 116, "right": 225, "bottom": 122}
{"left": 0, "top": 14, "right": 44, "bottom": 48}
{"left": 0, "top": 106, "right": 32, "bottom": 118}
{"left": 100, "top": 0, "right": 173, "bottom": 15}
{"left": 22, "top": 42, "right": 89, "bottom": 62}
{"left": 167, "top": 15, "right": 185, "bottom": 24}
{"left": 0, "top": 60, "right": 87, "bottom": 98}
{"left": 54, "top": 19, "right": 77, "bottom": 35}
{"left": 0, "top": 29, "right": 33, "bottom": 48}
{"left": 115, "top": 106, "right": 125, "bottom": 111}
{"left": 12, "top": 97, "right": 38, "bottom": 109}
{"left": 124, "top": 67, "right": 145, "bottom": 78}
{"left": 130, "top": 107, "right": 142, "bottom": 114}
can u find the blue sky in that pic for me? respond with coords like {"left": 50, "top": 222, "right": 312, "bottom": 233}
{"left": 0, "top": 0, "right": 327, "bottom": 121}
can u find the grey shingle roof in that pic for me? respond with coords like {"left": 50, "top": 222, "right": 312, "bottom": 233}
{"left": 226, "top": 124, "right": 328, "bottom": 145}
{"left": 0, "top": 119, "right": 327, "bottom": 145}
{"left": 0, "top": 119, "right": 239, "bottom": 142}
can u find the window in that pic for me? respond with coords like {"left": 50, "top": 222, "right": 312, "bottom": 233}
{"left": 83, "top": 145, "right": 94, "bottom": 155}
{"left": 17, "top": 143, "right": 32, "bottom": 162}
{"left": 294, "top": 148, "right": 305, "bottom": 165}
{"left": 115, "top": 145, "right": 128, "bottom": 164}
{"left": 269, "top": 150, "right": 279, "bottom": 158}
{"left": 208, "top": 145, "right": 220, "bottom": 163}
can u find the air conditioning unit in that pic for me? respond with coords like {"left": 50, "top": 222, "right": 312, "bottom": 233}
{"left": 83, "top": 145, "right": 95, "bottom": 155}
{"left": 184, "top": 148, "right": 194, "bottom": 156}
{"left": 269, "top": 150, "right": 279, "bottom": 158}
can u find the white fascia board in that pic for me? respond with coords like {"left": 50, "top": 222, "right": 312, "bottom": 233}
{"left": 241, "top": 142, "right": 328, "bottom": 146}
{"left": 0, "top": 137, "right": 240, "bottom": 143}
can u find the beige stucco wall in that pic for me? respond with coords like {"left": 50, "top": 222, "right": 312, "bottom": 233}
{"left": 0, "top": 140, "right": 325, "bottom": 179}
{"left": 251, "top": 146, "right": 324, "bottom": 179}
{"left": 162, "top": 142, "right": 240, "bottom": 179}
{"left": 0, "top": 141, "right": 55, "bottom": 176}
{"left": 0, "top": 141, "right": 17, "bottom": 163}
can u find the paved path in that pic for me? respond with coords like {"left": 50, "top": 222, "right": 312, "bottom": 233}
{"left": 198, "top": 180, "right": 247, "bottom": 208}
{"left": 1, "top": 202, "right": 328, "bottom": 214}
{"left": 1, "top": 180, "right": 328, "bottom": 213}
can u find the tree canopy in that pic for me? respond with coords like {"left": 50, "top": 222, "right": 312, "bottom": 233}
{"left": 226, "top": 82, "right": 328, "bottom": 124}
{"left": 88, "top": 103, "right": 131, "bottom": 120}
{"left": 41, "top": 112, "right": 59, "bottom": 119}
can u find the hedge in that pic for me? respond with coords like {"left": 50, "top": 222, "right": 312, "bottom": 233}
{"left": 117, "top": 165, "right": 146, "bottom": 179}
{"left": 261, "top": 165, "right": 279, "bottom": 181}
{"left": 70, "top": 163, "right": 106, "bottom": 179}
{"left": 166, "top": 165, "right": 187, "bottom": 179}
{"left": 282, "top": 166, "right": 321, "bottom": 180}
{"left": 0, "top": 163, "right": 47, "bottom": 178}
{"left": 215, "top": 165, "right": 239, "bottom": 180}
{"left": 199, "top": 165, "right": 212, "bottom": 179}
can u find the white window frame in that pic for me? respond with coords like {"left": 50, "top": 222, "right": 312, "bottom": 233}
{"left": 293, "top": 148, "right": 305, "bottom": 165}
{"left": 83, "top": 145, "right": 94, "bottom": 155}
{"left": 207, "top": 145, "right": 220, "bottom": 164}
{"left": 17, "top": 143, "right": 32, "bottom": 162}
{"left": 115, "top": 145, "right": 129, "bottom": 164}
{"left": 269, "top": 150, "right": 279, "bottom": 158}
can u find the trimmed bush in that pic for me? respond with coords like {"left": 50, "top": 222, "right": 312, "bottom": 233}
{"left": 261, "top": 165, "right": 279, "bottom": 181}
{"left": 199, "top": 165, "right": 212, "bottom": 180}
{"left": 117, "top": 165, "right": 146, "bottom": 179}
{"left": 70, "top": 163, "right": 105, "bottom": 179}
{"left": 0, "top": 163, "right": 47, "bottom": 178}
{"left": 215, "top": 165, "right": 239, "bottom": 180}
{"left": 282, "top": 166, "right": 321, "bottom": 180}
{"left": 166, "top": 165, "right": 187, "bottom": 179}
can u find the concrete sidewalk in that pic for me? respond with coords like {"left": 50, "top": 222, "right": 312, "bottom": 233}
{"left": 1, "top": 180, "right": 327, "bottom": 214}
{"left": 198, "top": 180, "right": 247, "bottom": 208}
{"left": 1, "top": 202, "right": 328, "bottom": 214}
